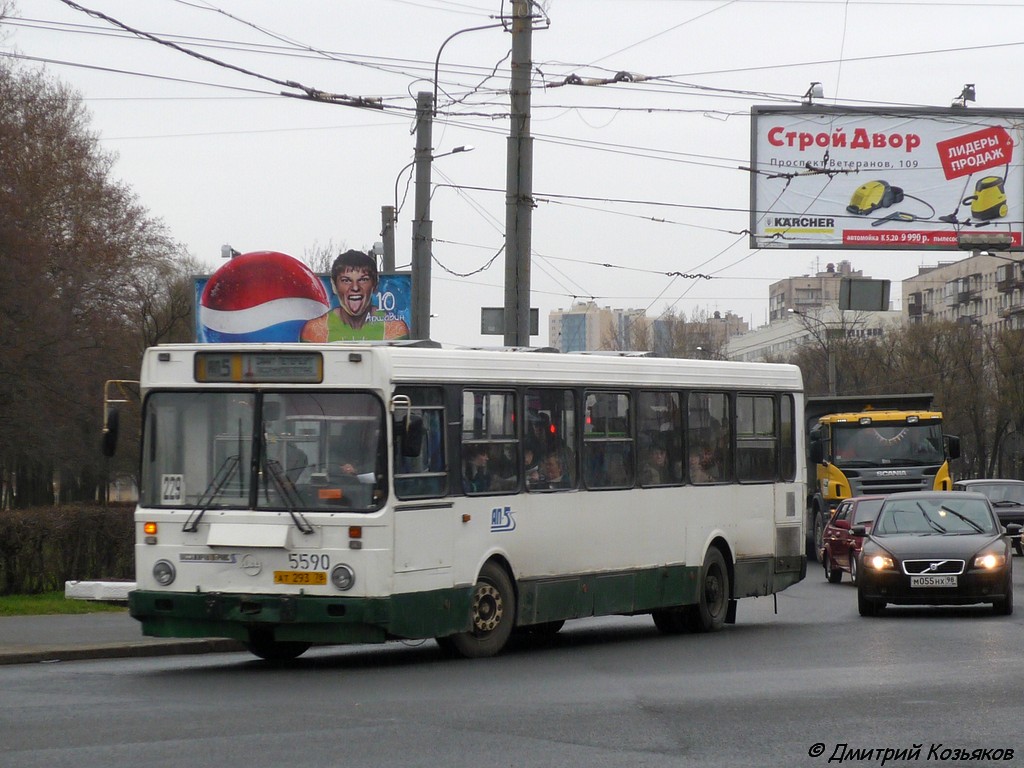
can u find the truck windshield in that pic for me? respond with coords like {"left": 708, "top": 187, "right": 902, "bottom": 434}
{"left": 831, "top": 423, "right": 944, "bottom": 466}
{"left": 141, "top": 391, "right": 387, "bottom": 512}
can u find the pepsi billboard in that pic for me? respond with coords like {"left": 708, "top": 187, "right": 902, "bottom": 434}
{"left": 195, "top": 251, "right": 412, "bottom": 343}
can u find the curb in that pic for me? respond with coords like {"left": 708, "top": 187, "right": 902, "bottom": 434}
{"left": 0, "top": 638, "right": 246, "bottom": 666}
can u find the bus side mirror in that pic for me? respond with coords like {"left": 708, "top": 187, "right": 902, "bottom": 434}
{"left": 396, "top": 415, "right": 425, "bottom": 458}
{"left": 809, "top": 438, "right": 823, "bottom": 464}
{"left": 945, "top": 435, "right": 961, "bottom": 460}
{"left": 101, "top": 408, "right": 120, "bottom": 458}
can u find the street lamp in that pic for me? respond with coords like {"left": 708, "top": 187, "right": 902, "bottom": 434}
{"left": 433, "top": 24, "right": 505, "bottom": 117}
{"left": 392, "top": 145, "right": 474, "bottom": 227}
{"left": 788, "top": 308, "right": 837, "bottom": 395}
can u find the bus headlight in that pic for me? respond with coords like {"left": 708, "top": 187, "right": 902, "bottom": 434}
{"left": 331, "top": 564, "right": 356, "bottom": 591}
{"left": 153, "top": 559, "right": 176, "bottom": 586}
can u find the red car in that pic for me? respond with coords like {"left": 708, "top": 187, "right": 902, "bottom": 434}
{"left": 821, "top": 495, "right": 886, "bottom": 585}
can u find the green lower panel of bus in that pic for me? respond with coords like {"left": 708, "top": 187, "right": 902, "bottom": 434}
{"left": 515, "top": 557, "right": 802, "bottom": 624}
{"left": 129, "top": 587, "right": 475, "bottom": 645}
{"left": 129, "top": 556, "right": 804, "bottom": 645}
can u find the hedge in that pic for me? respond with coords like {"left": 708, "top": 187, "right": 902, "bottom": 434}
{"left": 0, "top": 504, "right": 134, "bottom": 596}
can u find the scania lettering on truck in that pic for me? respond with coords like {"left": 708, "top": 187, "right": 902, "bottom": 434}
{"left": 804, "top": 393, "right": 960, "bottom": 561}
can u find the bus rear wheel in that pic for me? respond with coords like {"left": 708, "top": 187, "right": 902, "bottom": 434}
{"left": 244, "top": 632, "right": 310, "bottom": 661}
{"left": 438, "top": 561, "right": 516, "bottom": 659}
{"left": 686, "top": 548, "right": 730, "bottom": 633}
{"left": 652, "top": 607, "right": 688, "bottom": 634}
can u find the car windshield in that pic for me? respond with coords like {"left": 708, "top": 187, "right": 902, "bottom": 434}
{"left": 966, "top": 483, "right": 1024, "bottom": 506}
{"left": 852, "top": 499, "right": 884, "bottom": 525}
{"left": 873, "top": 498, "right": 998, "bottom": 536}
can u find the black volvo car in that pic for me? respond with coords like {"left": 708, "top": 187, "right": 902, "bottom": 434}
{"left": 855, "top": 491, "right": 1019, "bottom": 617}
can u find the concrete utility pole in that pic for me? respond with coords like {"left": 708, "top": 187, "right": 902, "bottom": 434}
{"left": 503, "top": 0, "right": 534, "bottom": 346}
{"left": 411, "top": 91, "right": 434, "bottom": 340}
{"left": 380, "top": 205, "right": 395, "bottom": 273}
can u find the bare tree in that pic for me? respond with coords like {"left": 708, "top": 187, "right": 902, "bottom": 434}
{"left": 0, "top": 60, "right": 184, "bottom": 506}
{"left": 650, "top": 308, "right": 721, "bottom": 359}
{"left": 303, "top": 240, "right": 350, "bottom": 274}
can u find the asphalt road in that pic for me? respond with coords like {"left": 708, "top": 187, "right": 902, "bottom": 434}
{"left": 2, "top": 562, "right": 1023, "bottom": 768}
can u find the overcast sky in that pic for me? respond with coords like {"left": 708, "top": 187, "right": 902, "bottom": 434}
{"left": 4, "top": 0, "right": 1023, "bottom": 346}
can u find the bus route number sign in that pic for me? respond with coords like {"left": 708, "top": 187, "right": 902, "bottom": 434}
{"left": 195, "top": 352, "right": 323, "bottom": 383}
{"left": 161, "top": 474, "right": 185, "bottom": 505}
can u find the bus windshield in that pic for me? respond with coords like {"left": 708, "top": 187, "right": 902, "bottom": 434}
{"left": 831, "top": 422, "right": 944, "bottom": 467}
{"left": 141, "top": 391, "right": 386, "bottom": 512}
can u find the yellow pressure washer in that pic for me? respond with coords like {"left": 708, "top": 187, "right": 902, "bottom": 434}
{"left": 962, "top": 175, "right": 1008, "bottom": 221}
{"left": 846, "top": 180, "right": 935, "bottom": 226}
{"left": 846, "top": 180, "right": 903, "bottom": 215}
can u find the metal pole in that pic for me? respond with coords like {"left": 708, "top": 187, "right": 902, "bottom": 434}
{"left": 411, "top": 91, "right": 433, "bottom": 340}
{"left": 503, "top": 0, "right": 533, "bottom": 347}
{"left": 381, "top": 205, "right": 395, "bottom": 273}
{"left": 827, "top": 346, "right": 837, "bottom": 396}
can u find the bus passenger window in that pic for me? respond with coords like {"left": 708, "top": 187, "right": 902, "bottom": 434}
{"left": 583, "top": 391, "right": 633, "bottom": 490}
{"left": 687, "top": 391, "right": 730, "bottom": 485}
{"left": 394, "top": 387, "right": 447, "bottom": 499}
{"left": 638, "top": 391, "right": 682, "bottom": 487}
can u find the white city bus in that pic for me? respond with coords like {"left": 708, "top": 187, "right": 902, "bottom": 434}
{"left": 123, "top": 342, "right": 806, "bottom": 660}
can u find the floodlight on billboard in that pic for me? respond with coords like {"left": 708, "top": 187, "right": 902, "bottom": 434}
{"left": 748, "top": 106, "right": 1024, "bottom": 251}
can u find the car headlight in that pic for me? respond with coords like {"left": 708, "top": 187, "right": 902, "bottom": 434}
{"left": 865, "top": 554, "right": 895, "bottom": 571}
{"left": 973, "top": 551, "right": 1007, "bottom": 570}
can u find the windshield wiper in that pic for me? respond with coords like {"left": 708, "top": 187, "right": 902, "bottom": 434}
{"left": 937, "top": 506, "right": 985, "bottom": 533}
{"left": 263, "top": 457, "right": 314, "bottom": 535}
{"left": 917, "top": 504, "right": 947, "bottom": 533}
{"left": 183, "top": 454, "right": 240, "bottom": 533}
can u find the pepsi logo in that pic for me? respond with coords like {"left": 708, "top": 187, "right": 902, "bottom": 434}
{"left": 199, "top": 251, "right": 329, "bottom": 342}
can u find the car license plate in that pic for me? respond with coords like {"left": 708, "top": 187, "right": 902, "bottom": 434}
{"left": 273, "top": 571, "right": 327, "bottom": 585}
{"left": 910, "top": 575, "right": 957, "bottom": 588}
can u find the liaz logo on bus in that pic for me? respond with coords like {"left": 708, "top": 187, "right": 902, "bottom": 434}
{"left": 491, "top": 506, "right": 516, "bottom": 532}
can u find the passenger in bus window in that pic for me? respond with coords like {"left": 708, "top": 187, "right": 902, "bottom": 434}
{"left": 299, "top": 250, "right": 410, "bottom": 341}
{"left": 539, "top": 453, "right": 573, "bottom": 490}
{"left": 642, "top": 440, "right": 671, "bottom": 485}
{"left": 524, "top": 447, "right": 542, "bottom": 488}
{"left": 463, "top": 444, "right": 493, "bottom": 493}
{"left": 689, "top": 439, "right": 720, "bottom": 483}
{"left": 526, "top": 410, "right": 555, "bottom": 458}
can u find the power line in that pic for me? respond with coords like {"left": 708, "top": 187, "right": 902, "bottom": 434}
{"left": 53, "top": 0, "right": 385, "bottom": 108}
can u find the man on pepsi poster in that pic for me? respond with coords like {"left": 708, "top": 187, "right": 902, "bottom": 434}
{"left": 300, "top": 250, "right": 410, "bottom": 341}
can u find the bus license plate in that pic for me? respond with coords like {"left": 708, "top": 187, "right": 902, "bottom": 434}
{"left": 273, "top": 571, "right": 327, "bottom": 586}
{"left": 910, "top": 575, "right": 957, "bottom": 588}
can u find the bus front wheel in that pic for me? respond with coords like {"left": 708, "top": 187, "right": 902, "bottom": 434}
{"left": 244, "top": 631, "right": 310, "bottom": 662}
{"left": 686, "top": 548, "right": 730, "bottom": 633}
{"left": 438, "top": 561, "right": 516, "bottom": 659}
